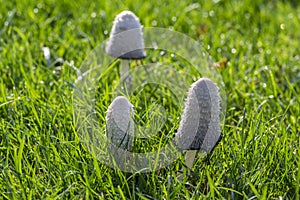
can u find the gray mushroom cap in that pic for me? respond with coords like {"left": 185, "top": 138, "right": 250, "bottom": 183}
{"left": 106, "top": 11, "right": 146, "bottom": 60}
{"left": 174, "top": 78, "right": 221, "bottom": 154}
{"left": 106, "top": 96, "right": 134, "bottom": 151}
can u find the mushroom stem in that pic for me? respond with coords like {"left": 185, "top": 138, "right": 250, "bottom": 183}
{"left": 120, "top": 60, "right": 130, "bottom": 79}
{"left": 184, "top": 150, "right": 197, "bottom": 174}
{"left": 177, "top": 150, "right": 197, "bottom": 180}
{"left": 120, "top": 60, "right": 132, "bottom": 91}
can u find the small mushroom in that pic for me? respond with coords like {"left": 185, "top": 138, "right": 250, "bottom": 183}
{"left": 175, "top": 78, "right": 222, "bottom": 173}
{"left": 106, "top": 96, "right": 134, "bottom": 151}
{"left": 106, "top": 11, "right": 146, "bottom": 91}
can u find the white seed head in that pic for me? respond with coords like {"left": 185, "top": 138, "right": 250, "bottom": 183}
{"left": 42, "top": 47, "right": 50, "bottom": 60}
{"left": 106, "top": 11, "right": 146, "bottom": 59}
{"left": 106, "top": 96, "right": 134, "bottom": 150}
{"left": 175, "top": 78, "right": 221, "bottom": 154}
{"left": 42, "top": 47, "right": 51, "bottom": 66}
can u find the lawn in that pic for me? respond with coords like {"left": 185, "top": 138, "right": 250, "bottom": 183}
{"left": 0, "top": 0, "right": 300, "bottom": 199}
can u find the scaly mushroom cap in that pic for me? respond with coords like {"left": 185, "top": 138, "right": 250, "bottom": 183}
{"left": 106, "top": 96, "right": 134, "bottom": 151}
{"left": 174, "top": 78, "right": 221, "bottom": 154}
{"left": 106, "top": 11, "right": 146, "bottom": 59}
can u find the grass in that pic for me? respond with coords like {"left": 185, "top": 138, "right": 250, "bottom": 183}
{"left": 0, "top": 0, "right": 300, "bottom": 199}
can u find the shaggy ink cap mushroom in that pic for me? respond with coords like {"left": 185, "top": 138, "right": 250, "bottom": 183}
{"left": 175, "top": 78, "right": 221, "bottom": 154}
{"left": 106, "top": 96, "right": 134, "bottom": 151}
{"left": 106, "top": 11, "right": 146, "bottom": 59}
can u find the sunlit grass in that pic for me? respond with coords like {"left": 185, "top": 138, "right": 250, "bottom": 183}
{"left": 0, "top": 0, "right": 300, "bottom": 199}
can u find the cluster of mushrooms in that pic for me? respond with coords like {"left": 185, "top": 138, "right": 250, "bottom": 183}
{"left": 105, "top": 11, "right": 221, "bottom": 173}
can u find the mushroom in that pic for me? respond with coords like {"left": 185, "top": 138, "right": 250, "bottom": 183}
{"left": 106, "top": 11, "right": 146, "bottom": 91}
{"left": 175, "top": 78, "right": 222, "bottom": 173}
{"left": 106, "top": 96, "right": 134, "bottom": 151}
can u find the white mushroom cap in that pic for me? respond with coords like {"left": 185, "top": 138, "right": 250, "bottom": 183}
{"left": 106, "top": 96, "right": 134, "bottom": 151}
{"left": 175, "top": 78, "right": 221, "bottom": 154}
{"left": 106, "top": 11, "right": 146, "bottom": 59}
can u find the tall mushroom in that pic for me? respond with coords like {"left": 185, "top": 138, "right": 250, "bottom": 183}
{"left": 175, "top": 78, "right": 222, "bottom": 174}
{"left": 106, "top": 11, "right": 146, "bottom": 91}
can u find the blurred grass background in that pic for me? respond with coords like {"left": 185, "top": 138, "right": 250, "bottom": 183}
{"left": 0, "top": 0, "right": 299, "bottom": 199}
